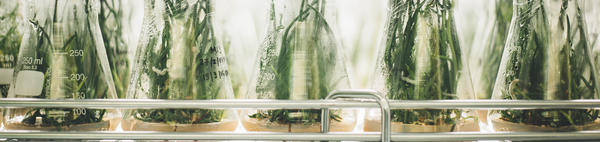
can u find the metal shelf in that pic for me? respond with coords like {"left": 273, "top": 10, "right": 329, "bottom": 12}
{"left": 3, "top": 131, "right": 600, "bottom": 141}
{"left": 1, "top": 89, "right": 600, "bottom": 141}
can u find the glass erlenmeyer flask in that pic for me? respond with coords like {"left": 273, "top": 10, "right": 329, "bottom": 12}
{"left": 489, "top": 0, "right": 600, "bottom": 132}
{"left": 0, "top": 0, "right": 23, "bottom": 98}
{"left": 367, "top": 0, "right": 479, "bottom": 132}
{"left": 122, "top": 0, "right": 238, "bottom": 132}
{"left": 242, "top": 0, "right": 355, "bottom": 132}
{"left": 99, "top": 0, "right": 130, "bottom": 98}
{"left": 4, "top": 0, "right": 118, "bottom": 131}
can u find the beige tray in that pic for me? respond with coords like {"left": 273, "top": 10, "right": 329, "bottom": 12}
{"left": 241, "top": 116, "right": 356, "bottom": 132}
{"left": 492, "top": 118, "right": 600, "bottom": 132}
{"left": 121, "top": 118, "right": 238, "bottom": 132}
{"left": 4, "top": 120, "right": 112, "bottom": 131}
{"left": 477, "top": 110, "right": 488, "bottom": 124}
{"left": 364, "top": 119, "right": 479, "bottom": 132}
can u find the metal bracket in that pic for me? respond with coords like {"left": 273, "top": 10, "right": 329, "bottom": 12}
{"left": 321, "top": 89, "right": 391, "bottom": 142}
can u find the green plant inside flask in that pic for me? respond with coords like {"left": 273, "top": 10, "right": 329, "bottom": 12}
{"left": 490, "top": 0, "right": 600, "bottom": 132}
{"left": 243, "top": 0, "right": 354, "bottom": 132}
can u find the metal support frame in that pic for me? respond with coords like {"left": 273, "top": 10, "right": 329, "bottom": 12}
{"left": 2, "top": 131, "right": 600, "bottom": 141}
{"left": 2, "top": 99, "right": 599, "bottom": 109}
{"left": 321, "top": 89, "right": 391, "bottom": 142}
{"left": 2, "top": 89, "right": 600, "bottom": 141}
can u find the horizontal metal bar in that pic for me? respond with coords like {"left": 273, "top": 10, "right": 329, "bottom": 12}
{"left": 2, "top": 131, "right": 600, "bottom": 141}
{"left": 388, "top": 100, "right": 600, "bottom": 109}
{"left": 0, "top": 132, "right": 378, "bottom": 141}
{"left": 1, "top": 99, "right": 600, "bottom": 109}
{"left": 392, "top": 131, "right": 600, "bottom": 141}
{"left": 0, "top": 99, "right": 371, "bottom": 109}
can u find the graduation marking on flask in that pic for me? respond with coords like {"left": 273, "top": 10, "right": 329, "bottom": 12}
{"left": 20, "top": 56, "right": 43, "bottom": 70}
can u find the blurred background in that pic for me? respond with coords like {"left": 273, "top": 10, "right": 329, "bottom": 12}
{"left": 109, "top": 0, "right": 600, "bottom": 100}
{"left": 2, "top": 0, "right": 599, "bottom": 137}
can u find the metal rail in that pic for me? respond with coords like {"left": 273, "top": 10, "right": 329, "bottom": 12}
{"left": 0, "top": 98, "right": 366, "bottom": 109}
{"left": 3, "top": 131, "right": 600, "bottom": 141}
{"left": 1, "top": 89, "right": 600, "bottom": 141}
{"left": 2, "top": 99, "right": 600, "bottom": 109}
{"left": 322, "top": 89, "right": 391, "bottom": 142}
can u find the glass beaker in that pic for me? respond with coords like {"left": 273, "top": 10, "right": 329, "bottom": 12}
{"left": 367, "top": 0, "right": 479, "bottom": 132}
{"left": 0, "top": 0, "right": 23, "bottom": 98}
{"left": 489, "top": 0, "right": 600, "bottom": 132}
{"left": 241, "top": 0, "right": 355, "bottom": 132}
{"left": 3, "top": 0, "right": 118, "bottom": 131}
{"left": 122, "top": 0, "right": 238, "bottom": 132}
